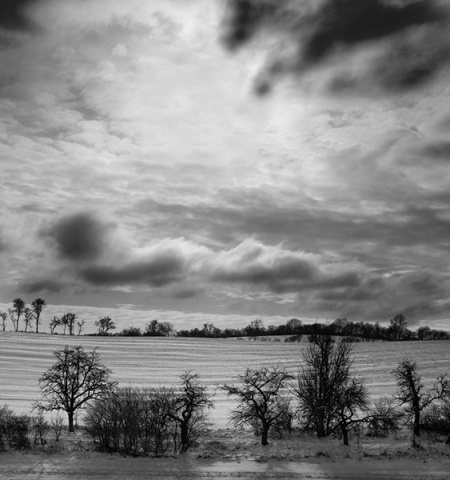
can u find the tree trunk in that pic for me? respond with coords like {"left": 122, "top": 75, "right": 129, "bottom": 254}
{"left": 413, "top": 410, "right": 421, "bottom": 437}
{"left": 180, "top": 424, "right": 189, "bottom": 453}
{"left": 68, "top": 411, "right": 74, "bottom": 432}
{"left": 316, "top": 408, "right": 326, "bottom": 438}
{"left": 341, "top": 423, "right": 349, "bottom": 446}
{"left": 261, "top": 425, "right": 269, "bottom": 445}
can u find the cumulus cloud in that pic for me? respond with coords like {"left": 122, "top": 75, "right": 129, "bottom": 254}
{"left": 222, "top": 0, "right": 450, "bottom": 95}
{"left": 31, "top": 211, "right": 366, "bottom": 295}
{"left": 210, "top": 238, "right": 361, "bottom": 293}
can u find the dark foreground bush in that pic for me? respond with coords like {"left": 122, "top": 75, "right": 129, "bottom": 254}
{"left": 0, "top": 405, "right": 31, "bottom": 450}
{"left": 421, "top": 403, "right": 450, "bottom": 438}
{"left": 0, "top": 404, "right": 66, "bottom": 452}
{"left": 85, "top": 372, "right": 212, "bottom": 455}
{"left": 365, "top": 397, "right": 403, "bottom": 438}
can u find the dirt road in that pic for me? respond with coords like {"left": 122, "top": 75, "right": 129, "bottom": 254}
{"left": 1, "top": 453, "right": 450, "bottom": 479}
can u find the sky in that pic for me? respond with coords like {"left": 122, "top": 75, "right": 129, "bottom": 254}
{"left": 1, "top": 0, "right": 450, "bottom": 333}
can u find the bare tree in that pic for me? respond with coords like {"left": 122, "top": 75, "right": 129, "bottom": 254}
{"left": 62, "top": 313, "right": 77, "bottom": 336}
{"left": 85, "top": 386, "right": 179, "bottom": 456}
{"left": 222, "top": 365, "right": 294, "bottom": 445}
{"left": 49, "top": 316, "right": 60, "bottom": 334}
{"left": 145, "top": 319, "right": 160, "bottom": 335}
{"left": 333, "top": 377, "right": 369, "bottom": 445}
{"left": 144, "top": 320, "right": 175, "bottom": 337}
{"left": 76, "top": 319, "right": 86, "bottom": 336}
{"left": 31, "top": 298, "right": 46, "bottom": 334}
{"left": 23, "top": 307, "right": 33, "bottom": 333}
{"left": 167, "top": 371, "right": 213, "bottom": 452}
{"left": 10, "top": 298, "right": 25, "bottom": 332}
{"left": 365, "top": 397, "right": 403, "bottom": 438}
{"left": 295, "top": 334, "right": 363, "bottom": 440}
{"left": 94, "top": 316, "right": 115, "bottom": 335}
{"left": 37, "top": 345, "right": 116, "bottom": 432}
{"left": 158, "top": 321, "right": 175, "bottom": 336}
{"left": 244, "top": 319, "right": 265, "bottom": 339}
{"left": 389, "top": 313, "right": 408, "bottom": 341}
{"left": 0, "top": 311, "right": 7, "bottom": 331}
{"left": 392, "top": 358, "right": 450, "bottom": 438}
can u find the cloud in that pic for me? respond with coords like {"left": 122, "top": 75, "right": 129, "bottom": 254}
{"left": 7, "top": 207, "right": 450, "bottom": 325}
{"left": 43, "top": 212, "right": 112, "bottom": 261}
{"left": 210, "top": 239, "right": 318, "bottom": 291}
{"left": 0, "top": 0, "right": 41, "bottom": 31}
{"left": 222, "top": 0, "right": 450, "bottom": 95}
{"left": 80, "top": 249, "right": 187, "bottom": 287}
{"left": 313, "top": 270, "right": 450, "bottom": 325}
{"left": 209, "top": 238, "right": 362, "bottom": 294}
{"left": 19, "top": 277, "right": 63, "bottom": 294}
{"left": 0, "top": 228, "right": 7, "bottom": 253}
{"left": 417, "top": 141, "right": 450, "bottom": 163}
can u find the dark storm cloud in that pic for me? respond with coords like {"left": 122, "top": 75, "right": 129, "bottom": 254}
{"left": 0, "top": 0, "right": 40, "bottom": 31}
{"left": 19, "top": 277, "right": 63, "bottom": 294}
{"left": 44, "top": 212, "right": 110, "bottom": 261}
{"left": 80, "top": 255, "right": 185, "bottom": 288}
{"left": 418, "top": 141, "right": 450, "bottom": 162}
{"left": 222, "top": 0, "right": 450, "bottom": 94}
{"left": 211, "top": 254, "right": 317, "bottom": 292}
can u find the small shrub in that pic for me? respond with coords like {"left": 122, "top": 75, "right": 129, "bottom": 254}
{"left": 421, "top": 403, "right": 450, "bottom": 437}
{"left": 0, "top": 406, "right": 31, "bottom": 450}
{"left": 31, "top": 414, "right": 49, "bottom": 447}
{"left": 285, "top": 335, "right": 302, "bottom": 343}
{"left": 51, "top": 415, "right": 65, "bottom": 442}
{"left": 365, "top": 397, "right": 403, "bottom": 438}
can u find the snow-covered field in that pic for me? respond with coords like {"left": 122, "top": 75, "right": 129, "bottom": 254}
{"left": 1, "top": 332, "right": 450, "bottom": 425}
{"left": 1, "top": 332, "right": 450, "bottom": 479}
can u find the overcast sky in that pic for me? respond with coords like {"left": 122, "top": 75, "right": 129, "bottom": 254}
{"left": 1, "top": 0, "right": 450, "bottom": 333}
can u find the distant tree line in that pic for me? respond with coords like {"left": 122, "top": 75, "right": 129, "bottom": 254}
{"left": 2, "top": 298, "right": 449, "bottom": 341}
{"left": 175, "top": 314, "right": 450, "bottom": 342}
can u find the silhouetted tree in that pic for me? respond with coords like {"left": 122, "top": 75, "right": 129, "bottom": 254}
{"left": 392, "top": 358, "right": 450, "bottom": 438}
{"left": 389, "top": 313, "right": 408, "bottom": 341}
{"left": 10, "top": 298, "right": 25, "bottom": 332}
{"left": 31, "top": 298, "right": 46, "bottom": 334}
{"left": 295, "top": 334, "right": 364, "bottom": 440}
{"left": 417, "top": 325, "right": 431, "bottom": 341}
{"left": 0, "top": 311, "right": 7, "bottom": 331}
{"left": 145, "top": 319, "right": 160, "bottom": 335}
{"left": 95, "top": 316, "right": 115, "bottom": 335}
{"left": 49, "top": 316, "right": 60, "bottom": 334}
{"left": 121, "top": 326, "right": 141, "bottom": 336}
{"left": 76, "top": 319, "right": 86, "bottom": 336}
{"left": 222, "top": 365, "right": 294, "bottom": 445}
{"left": 38, "top": 345, "right": 116, "bottom": 432}
{"left": 285, "top": 318, "right": 302, "bottom": 334}
{"left": 244, "top": 319, "right": 265, "bottom": 339}
{"left": 167, "top": 371, "right": 213, "bottom": 452}
{"left": 23, "top": 307, "right": 33, "bottom": 333}
{"left": 62, "top": 313, "right": 77, "bottom": 336}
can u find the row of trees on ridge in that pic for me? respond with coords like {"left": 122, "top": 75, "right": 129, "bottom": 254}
{"left": 2, "top": 298, "right": 450, "bottom": 341}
